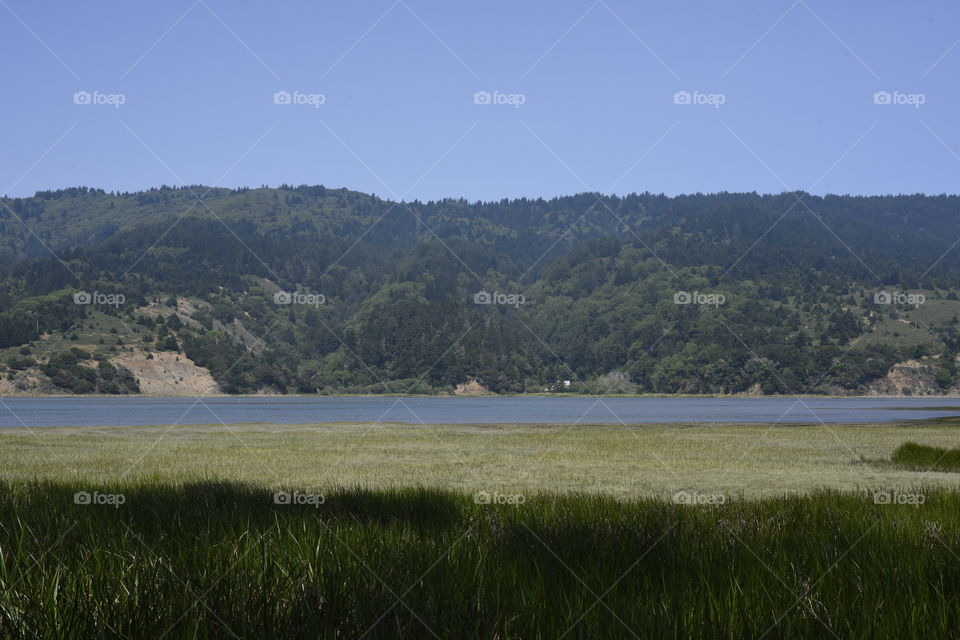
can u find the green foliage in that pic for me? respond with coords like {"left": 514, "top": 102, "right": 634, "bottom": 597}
{"left": 4, "top": 355, "right": 35, "bottom": 371}
{"left": 3, "top": 481, "right": 960, "bottom": 638}
{"left": 892, "top": 442, "right": 960, "bottom": 471}
{"left": 40, "top": 348, "right": 139, "bottom": 394}
{"left": 937, "top": 348, "right": 958, "bottom": 389}
{"left": 4, "top": 186, "right": 960, "bottom": 394}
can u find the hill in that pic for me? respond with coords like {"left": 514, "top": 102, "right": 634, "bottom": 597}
{"left": 2, "top": 185, "right": 960, "bottom": 396}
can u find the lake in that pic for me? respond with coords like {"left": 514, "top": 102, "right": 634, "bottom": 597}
{"left": 0, "top": 396, "right": 959, "bottom": 427}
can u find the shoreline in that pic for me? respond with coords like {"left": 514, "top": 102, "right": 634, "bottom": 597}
{"left": 4, "top": 392, "right": 960, "bottom": 400}
{"left": 2, "top": 415, "right": 959, "bottom": 431}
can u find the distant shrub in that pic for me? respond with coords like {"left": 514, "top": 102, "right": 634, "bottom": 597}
{"left": 42, "top": 349, "right": 139, "bottom": 394}
{"left": 5, "top": 355, "right": 36, "bottom": 371}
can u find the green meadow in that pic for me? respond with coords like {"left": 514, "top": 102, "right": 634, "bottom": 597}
{"left": 2, "top": 420, "right": 960, "bottom": 638}
{"left": 4, "top": 420, "right": 960, "bottom": 496}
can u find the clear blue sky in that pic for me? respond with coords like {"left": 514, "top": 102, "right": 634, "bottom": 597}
{"left": 2, "top": 0, "right": 958, "bottom": 201}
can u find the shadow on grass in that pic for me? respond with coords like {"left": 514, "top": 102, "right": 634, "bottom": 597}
{"left": 3, "top": 481, "right": 960, "bottom": 639}
{"left": 0, "top": 479, "right": 470, "bottom": 530}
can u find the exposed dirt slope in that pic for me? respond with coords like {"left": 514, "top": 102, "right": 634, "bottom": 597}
{"left": 110, "top": 351, "right": 219, "bottom": 396}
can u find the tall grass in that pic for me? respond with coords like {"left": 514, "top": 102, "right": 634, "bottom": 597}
{"left": 892, "top": 441, "right": 960, "bottom": 471}
{"left": 1, "top": 481, "right": 959, "bottom": 638}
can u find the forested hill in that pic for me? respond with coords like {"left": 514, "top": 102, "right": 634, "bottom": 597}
{"left": 2, "top": 185, "right": 960, "bottom": 396}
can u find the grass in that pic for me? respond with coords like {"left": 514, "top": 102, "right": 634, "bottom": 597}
{"left": 2, "top": 480, "right": 960, "bottom": 639}
{"left": 856, "top": 294, "right": 960, "bottom": 350}
{"left": 5, "top": 421, "right": 960, "bottom": 637}
{"left": 4, "top": 421, "right": 960, "bottom": 497}
{"left": 893, "top": 441, "right": 960, "bottom": 471}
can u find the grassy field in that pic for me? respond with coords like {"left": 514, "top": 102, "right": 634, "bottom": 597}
{"left": 3, "top": 420, "right": 960, "bottom": 497}
{"left": 3, "top": 420, "right": 960, "bottom": 638}
{"left": 2, "top": 481, "right": 960, "bottom": 638}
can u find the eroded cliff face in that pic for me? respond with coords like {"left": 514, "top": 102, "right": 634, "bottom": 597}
{"left": 110, "top": 351, "right": 220, "bottom": 396}
{"left": 865, "top": 355, "right": 960, "bottom": 396}
{"left": 454, "top": 379, "right": 491, "bottom": 395}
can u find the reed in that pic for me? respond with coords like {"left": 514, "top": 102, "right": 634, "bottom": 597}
{"left": 0, "top": 480, "right": 958, "bottom": 639}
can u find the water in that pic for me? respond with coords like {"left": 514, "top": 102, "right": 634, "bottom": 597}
{"left": 0, "top": 396, "right": 958, "bottom": 427}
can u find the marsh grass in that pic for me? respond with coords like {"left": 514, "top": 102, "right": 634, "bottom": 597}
{"left": 6, "top": 421, "right": 960, "bottom": 497}
{"left": 2, "top": 480, "right": 960, "bottom": 638}
{"left": 893, "top": 441, "right": 960, "bottom": 471}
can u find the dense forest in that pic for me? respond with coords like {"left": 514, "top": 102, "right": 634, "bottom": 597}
{"left": 2, "top": 185, "right": 960, "bottom": 395}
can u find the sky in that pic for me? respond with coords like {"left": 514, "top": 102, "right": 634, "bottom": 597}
{"left": 2, "top": 0, "right": 959, "bottom": 201}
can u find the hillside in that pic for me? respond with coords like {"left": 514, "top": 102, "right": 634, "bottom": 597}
{"left": 2, "top": 185, "right": 960, "bottom": 396}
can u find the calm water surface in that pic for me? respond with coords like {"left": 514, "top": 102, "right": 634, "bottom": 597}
{"left": 0, "top": 396, "right": 959, "bottom": 427}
